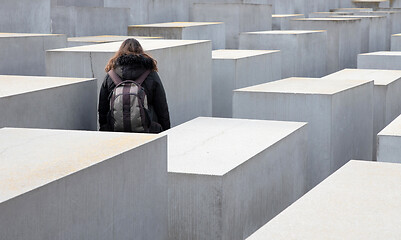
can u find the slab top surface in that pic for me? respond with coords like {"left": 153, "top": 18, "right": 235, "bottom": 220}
{"left": 247, "top": 160, "right": 401, "bottom": 240}
{"left": 212, "top": 49, "right": 279, "bottom": 59}
{"left": 0, "top": 75, "right": 95, "bottom": 98}
{"left": 324, "top": 68, "right": 401, "bottom": 86}
{"left": 293, "top": 18, "right": 361, "bottom": 22}
{"left": 272, "top": 14, "right": 305, "bottom": 18}
{"left": 333, "top": 15, "right": 385, "bottom": 18}
{"left": 243, "top": 30, "right": 325, "bottom": 35}
{"left": 359, "top": 51, "right": 401, "bottom": 56}
{"left": 378, "top": 114, "right": 401, "bottom": 136}
{"left": 68, "top": 35, "right": 161, "bottom": 42}
{"left": 393, "top": 33, "right": 401, "bottom": 37}
{"left": 0, "top": 33, "right": 64, "bottom": 38}
{"left": 165, "top": 117, "right": 306, "bottom": 176}
{"left": 49, "top": 39, "right": 209, "bottom": 52}
{"left": 130, "top": 22, "right": 223, "bottom": 28}
{"left": 234, "top": 77, "right": 371, "bottom": 95}
{"left": 0, "top": 128, "right": 160, "bottom": 203}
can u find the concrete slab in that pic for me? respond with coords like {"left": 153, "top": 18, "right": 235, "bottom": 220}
{"left": 391, "top": 33, "right": 401, "bottom": 50}
{"left": 0, "top": 0, "right": 51, "bottom": 33}
{"left": 271, "top": 0, "right": 310, "bottom": 14}
{"left": 308, "top": 12, "right": 354, "bottom": 17}
{"left": 0, "top": 128, "right": 167, "bottom": 240}
{"left": 52, "top": 0, "right": 104, "bottom": 7}
{"left": 166, "top": 117, "right": 308, "bottom": 240}
{"left": 67, "top": 35, "right": 161, "bottom": 47}
{"left": 0, "top": 33, "right": 67, "bottom": 76}
{"left": 239, "top": 30, "right": 327, "bottom": 78}
{"left": 358, "top": 51, "right": 401, "bottom": 70}
{"left": 128, "top": 22, "right": 225, "bottom": 50}
{"left": 233, "top": 77, "right": 374, "bottom": 189}
{"left": 352, "top": 0, "right": 387, "bottom": 8}
{"left": 191, "top": 3, "right": 272, "bottom": 48}
{"left": 46, "top": 39, "right": 212, "bottom": 127}
{"left": 272, "top": 14, "right": 304, "bottom": 30}
{"left": 211, "top": 50, "right": 281, "bottom": 117}
{"left": 377, "top": 114, "right": 401, "bottom": 163}
{"left": 290, "top": 18, "right": 362, "bottom": 73}
{"left": 0, "top": 75, "right": 96, "bottom": 130}
{"left": 332, "top": 7, "right": 373, "bottom": 12}
{"left": 51, "top": 5, "right": 130, "bottom": 37}
{"left": 323, "top": 68, "right": 401, "bottom": 159}
{"left": 246, "top": 160, "right": 401, "bottom": 240}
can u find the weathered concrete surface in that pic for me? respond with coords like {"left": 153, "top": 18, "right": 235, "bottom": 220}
{"left": 391, "top": 33, "right": 401, "bottom": 51}
{"left": 239, "top": 30, "right": 327, "bottom": 78}
{"left": 46, "top": 39, "right": 212, "bottom": 127}
{"left": 0, "top": 33, "right": 67, "bottom": 76}
{"left": 233, "top": 77, "right": 374, "bottom": 189}
{"left": 332, "top": 15, "right": 387, "bottom": 52}
{"left": 51, "top": 5, "right": 130, "bottom": 37}
{"left": 52, "top": 0, "right": 104, "bottom": 7}
{"left": 309, "top": 11, "right": 354, "bottom": 17}
{"left": 358, "top": 51, "right": 401, "bottom": 70}
{"left": 377, "top": 114, "right": 401, "bottom": 163}
{"left": 191, "top": 3, "right": 272, "bottom": 48}
{"left": 290, "top": 18, "right": 362, "bottom": 73}
{"left": 0, "top": 128, "right": 167, "bottom": 240}
{"left": 0, "top": 0, "right": 51, "bottom": 33}
{"left": 270, "top": 0, "right": 311, "bottom": 14}
{"left": 323, "top": 68, "right": 401, "bottom": 159}
{"left": 352, "top": 0, "right": 386, "bottom": 8}
{"left": 272, "top": 14, "right": 304, "bottom": 30}
{"left": 128, "top": 22, "right": 225, "bottom": 49}
{"left": 0, "top": 75, "right": 97, "bottom": 130}
{"left": 332, "top": 7, "right": 373, "bottom": 11}
{"left": 212, "top": 50, "right": 281, "bottom": 117}
{"left": 67, "top": 35, "right": 161, "bottom": 47}
{"left": 246, "top": 160, "right": 401, "bottom": 240}
{"left": 166, "top": 117, "right": 308, "bottom": 240}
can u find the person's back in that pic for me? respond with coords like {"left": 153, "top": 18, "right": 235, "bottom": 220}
{"left": 98, "top": 38, "right": 170, "bottom": 133}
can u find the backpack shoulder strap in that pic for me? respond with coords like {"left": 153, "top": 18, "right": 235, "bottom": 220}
{"left": 108, "top": 69, "right": 123, "bottom": 85}
{"left": 135, "top": 70, "right": 151, "bottom": 86}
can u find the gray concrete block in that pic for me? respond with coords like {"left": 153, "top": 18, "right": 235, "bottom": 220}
{"left": 358, "top": 51, "right": 401, "bottom": 70}
{"left": 290, "top": 18, "right": 362, "bottom": 73}
{"left": 67, "top": 35, "right": 161, "bottom": 47}
{"left": 0, "top": 75, "right": 97, "bottom": 131}
{"left": 191, "top": 3, "right": 272, "bottom": 48}
{"left": 166, "top": 117, "right": 308, "bottom": 240}
{"left": 46, "top": 39, "right": 212, "bottom": 127}
{"left": 0, "top": 0, "right": 51, "bottom": 33}
{"left": 332, "top": 7, "right": 373, "bottom": 12}
{"left": 233, "top": 78, "right": 374, "bottom": 189}
{"left": 52, "top": 0, "right": 104, "bottom": 7}
{"left": 51, "top": 5, "right": 130, "bottom": 37}
{"left": 239, "top": 30, "right": 327, "bottom": 78}
{"left": 308, "top": 11, "right": 354, "bottom": 17}
{"left": 352, "top": 0, "right": 385, "bottom": 8}
{"left": 246, "top": 160, "right": 401, "bottom": 240}
{"left": 323, "top": 69, "right": 401, "bottom": 159}
{"left": 377, "top": 114, "right": 401, "bottom": 163}
{"left": 272, "top": 14, "right": 304, "bottom": 30}
{"left": 128, "top": 22, "right": 225, "bottom": 50}
{"left": 0, "top": 128, "right": 167, "bottom": 240}
{"left": 211, "top": 50, "right": 281, "bottom": 117}
{"left": 270, "top": 0, "right": 311, "bottom": 14}
{"left": 0, "top": 33, "right": 67, "bottom": 76}
{"left": 391, "top": 33, "right": 401, "bottom": 50}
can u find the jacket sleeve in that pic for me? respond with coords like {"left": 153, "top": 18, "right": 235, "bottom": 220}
{"left": 152, "top": 72, "right": 171, "bottom": 131}
{"left": 98, "top": 75, "right": 111, "bottom": 130}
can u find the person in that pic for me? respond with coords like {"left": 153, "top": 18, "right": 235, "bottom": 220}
{"left": 98, "top": 38, "right": 170, "bottom": 133}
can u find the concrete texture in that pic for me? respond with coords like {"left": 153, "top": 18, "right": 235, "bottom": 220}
{"left": 0, "top": 128, "right": 167, "bottom": 240}
{"left": 270, "top": 0, "right": 311, "bottom": 14}
{"left": 191, "top": 3, "right": 272, "bottom": 48}
{"left": 0, "top": 0, "right": 51, "bottom": 33}
{"left": 358, "top": 51, "right": 401, "bottom": 70}
{"left": 323, "top": 68, "right": 401, "bottom": 159}
{"left": 290, "top": 18, "right": 362, "bottom": 73}
{"left": 246, "top": 160, "right": 401, "bottom": 240}
{"left": 51, "top": 5, "right": 130, "bottom": 37}
{"left": 46, "top": 39, "right": 212, "bottom": 127}
{"left": 128, "top": 22, "right": 225, "bottom": 49}
{"left": 309, "top": 11, "right": 354, "bottom": 17}
{"left": 233, "top": 77, "right": 374, "bottom": 190}
{"left": 239, "top": 30, "right": 327, "bottom": 78}
{"left": 211, "top": 50, "right": 281, "bottom": 117}
{"left": 377, "top": 114, "right": 401, "bottom": 163}
{"left": 332, "top": 7, "right": 373, "bottom": 11}
{"left": 272, "top": 14, "right": 304, "bottom": 30}
{"left": 391, "top": 33, "right": 401, "bottom": 51}
{"left": 0, "top": 75, "right": 97, "bottom": 131}
{"left": 166, "top": 117, "right": 308, "bottom": 240}
{"left": 67, "top": 35, "right": 161, "bottom": 47}
{"left": 333, "top": 15, "right": 386, "bottom": 52}
{"left": 352, "top": 0, "right": 386, "bottom": 8}
{"left": 52, "top": 0, "right": 104, "bottom": 7}
{"left": 0, "top": 33, "right": 67, "bottom": 76}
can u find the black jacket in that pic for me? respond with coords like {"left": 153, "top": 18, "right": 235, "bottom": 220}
{"left": 98, "top": 54, "right": 171, "bottom": 132}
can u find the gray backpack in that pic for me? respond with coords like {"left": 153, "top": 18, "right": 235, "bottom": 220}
{"left": 108, "top": 69, "right": 151, "bottom": 132}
